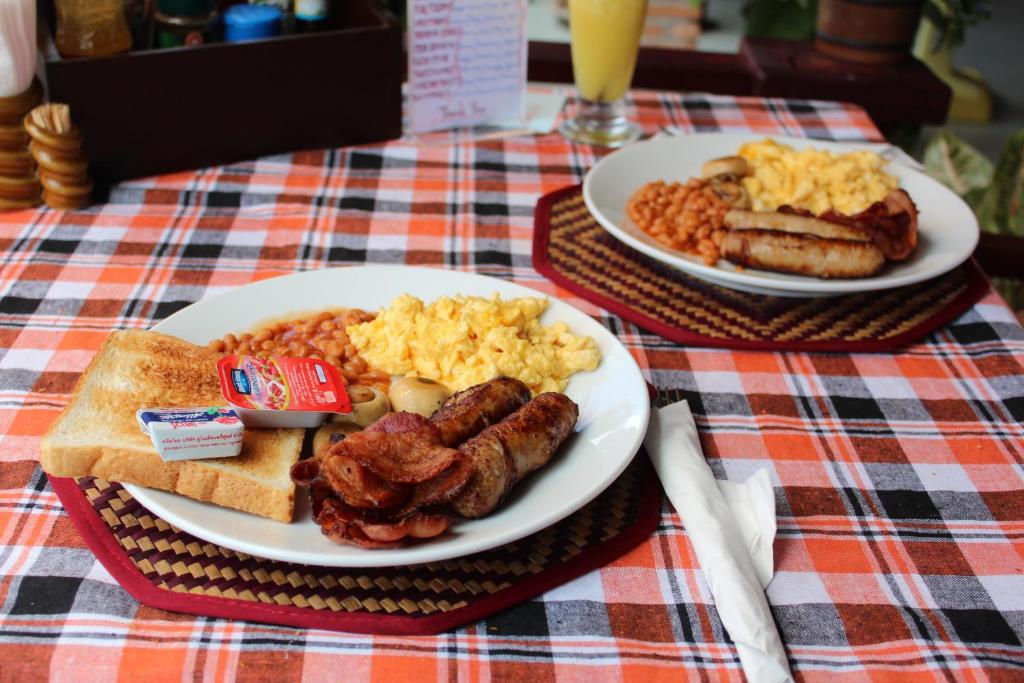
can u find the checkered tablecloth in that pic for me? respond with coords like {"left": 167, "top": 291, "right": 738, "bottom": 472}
{"left": 2, "top": 91, "right": 1023, "bottom": 682}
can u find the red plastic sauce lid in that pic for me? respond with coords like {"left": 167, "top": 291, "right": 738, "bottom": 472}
{"left": 217, "top": 355, "right": 352, "bottom": 414}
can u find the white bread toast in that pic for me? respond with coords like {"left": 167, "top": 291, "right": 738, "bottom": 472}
{"left": 40, "top": 329, "right": 304, "bottom": 522}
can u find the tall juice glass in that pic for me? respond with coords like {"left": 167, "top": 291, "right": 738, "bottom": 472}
{"left": 560, "top": 0, "right": 648, "bottom": 147}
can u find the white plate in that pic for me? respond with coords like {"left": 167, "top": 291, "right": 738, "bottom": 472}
{"left": 583, "top": 132, "right": 979, "bottom": 297}
{"left": 124, "top": 266, "right": 649, "bottom": 567}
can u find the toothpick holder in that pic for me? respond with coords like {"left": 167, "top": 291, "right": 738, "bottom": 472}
{"left": 24, "top": 103, "right": 93, "bottom": 211}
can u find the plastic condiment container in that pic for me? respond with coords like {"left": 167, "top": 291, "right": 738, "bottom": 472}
{"left": 153, "top": 0, "right": 219, "bottom": 48}
{"left": 224, "top": 4, "right": 282, "bottom": 42}
{"left": 217, "top": 354, "right": 352, "bottom": 428}
{"left": 137, "top": 406, "right": 244, "bottom": 461}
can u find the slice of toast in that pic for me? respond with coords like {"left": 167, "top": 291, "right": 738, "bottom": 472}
{"left": 41, "top": 329, "right": 304, "bottom": 522}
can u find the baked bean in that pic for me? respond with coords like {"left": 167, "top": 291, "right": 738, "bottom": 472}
{"left": 343, "top": 358, "right": 368, "bottom": 377}
{"left": 210, "top": 308, "right": 390, "bottom": 391}
{"left": 627, "top": 178, "right": 728, "bottom": 265}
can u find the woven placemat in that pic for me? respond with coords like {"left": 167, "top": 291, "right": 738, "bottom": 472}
{"left": 48, "top": 453, "right": 660, "bottom": 635}
{"left": 533, "top": 185, "right": 989, "bottom": 352}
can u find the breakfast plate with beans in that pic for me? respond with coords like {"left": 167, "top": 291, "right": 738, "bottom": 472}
{"left": 122, "top": 266, "right": 649, "bottom": 567}
{"left": 584, "top": 132, "right": 979, "bottom": 297}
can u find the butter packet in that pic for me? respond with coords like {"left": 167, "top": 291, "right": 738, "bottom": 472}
{"left": 137, "top": 407, "right": 244, "bottom": 462}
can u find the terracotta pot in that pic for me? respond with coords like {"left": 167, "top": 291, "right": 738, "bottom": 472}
{"left": 815, "top": 0, "right": 925, "bottom": 64}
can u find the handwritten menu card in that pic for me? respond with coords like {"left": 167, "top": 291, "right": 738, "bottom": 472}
{"left": 408, "top": 0, "right": 527, "bottom": 133}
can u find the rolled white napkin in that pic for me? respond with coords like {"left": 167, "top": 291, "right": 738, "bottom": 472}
{"left": 0, "top": 0, "right": 36, "bottom": 98}
{"left": 644, "top": 400, "right": 792, "bottom": 683}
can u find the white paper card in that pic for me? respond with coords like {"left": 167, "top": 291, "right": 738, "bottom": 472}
{"left": 408, "top": 0, "right": 527, "bottom": 133}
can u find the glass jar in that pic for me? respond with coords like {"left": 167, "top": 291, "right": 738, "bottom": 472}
{"left": 55, "top": 0, "right": 132, "bottom": 58}
{"left": 153, "top": 0, "right": 218, "bottom": 48}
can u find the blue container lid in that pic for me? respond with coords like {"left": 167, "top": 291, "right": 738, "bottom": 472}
{"left": 223, "top": 4, "right": 282, "bottom": 42}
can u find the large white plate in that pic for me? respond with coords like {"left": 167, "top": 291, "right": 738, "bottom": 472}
{"left": 124, "top": 266, "right": 649, "bottom": 567}
{"left": 583, "top": 132, "right": 979, "bottom": 297}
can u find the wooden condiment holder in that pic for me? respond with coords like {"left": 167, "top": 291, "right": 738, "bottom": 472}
{"left": 0, "top": 78, "right": 43, "bottom": 211}
{"left": 24, "top": 103, "right": 93, "bottom": 211}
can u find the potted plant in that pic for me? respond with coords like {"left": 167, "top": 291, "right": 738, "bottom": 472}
{"left": 914, "top": 1, "right": 994, "bottom": 121}
{"left": 919, "top": 0, "right": 992, "bottom": 52}
{"left": 744, "top": 0, "right": 990, "bottom": 65}
{"left": 815, "top": 0, "right": 926, "bottom": 64}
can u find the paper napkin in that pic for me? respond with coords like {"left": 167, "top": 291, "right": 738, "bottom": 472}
{"left": 644, "top": 400, "right": 793, "bottom": 683}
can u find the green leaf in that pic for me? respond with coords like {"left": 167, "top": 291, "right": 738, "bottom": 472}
{"left": 975, "top": 131, "right": 1024, "bottom": 237}
{"left": 922, "top": 129, "right": 993, "bottom": 202}
{"left": 744, "top": 0, "right": 817, "bottom": 41}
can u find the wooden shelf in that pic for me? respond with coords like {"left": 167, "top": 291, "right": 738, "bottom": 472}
{"left": 528, "top": 37, "right": 951, "bottom": 132}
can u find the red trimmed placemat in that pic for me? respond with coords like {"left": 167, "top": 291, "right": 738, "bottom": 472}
{"left": 533, "top": 185, "right": 989, "bottom": 353}
{"left": 47, "top": 453, "right": 660, "bottom": 635}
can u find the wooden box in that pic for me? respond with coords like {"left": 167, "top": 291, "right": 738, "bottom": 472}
{"left": 42, "top": 0, "right": 403, "bottom": 183}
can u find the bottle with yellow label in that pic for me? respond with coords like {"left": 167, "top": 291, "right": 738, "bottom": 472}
{"left": 54, "top": 0, "right": 132, "bottom": 58}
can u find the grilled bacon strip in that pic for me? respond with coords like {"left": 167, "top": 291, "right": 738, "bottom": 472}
{"left": 344, "top": 429, "right": 459, "bottom": 484}
{"left": 819, "top": 189, "right": 918, "bottom": 261}
{"left": 320, "top": 450, "right": 410, "bottom": 509}
{"left": 294, "top": 377, "right": 579, "bottom": 548}
{"left": 310, "top": 481, "right": 453, "bottom": 549}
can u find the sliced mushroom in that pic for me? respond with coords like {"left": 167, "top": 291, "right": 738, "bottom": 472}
{"left": 709, "top": 176, "right": 751, "bottom": 209}
{"left": 701, "top": 155, "right": 749, "bottom": 179}
{"left": 388, "top": 377, "right": 452, "bottom": 418}
{"left": 312, "top": 422, "right": 363, "bottom": 459}
{"left": 331, "top": 385, "right": 391, "bottom": 427}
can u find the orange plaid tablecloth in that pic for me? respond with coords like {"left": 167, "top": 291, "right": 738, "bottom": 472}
{"left": 2, "top": 91, "right": 1023, "bottom": 682}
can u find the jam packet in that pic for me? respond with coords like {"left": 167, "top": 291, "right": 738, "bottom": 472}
{"left": 217, "top": 355, "right": 352, "bottom": 428}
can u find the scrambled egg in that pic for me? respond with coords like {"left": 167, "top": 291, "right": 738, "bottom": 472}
{"left": 738, "top": 139, "right": 898, "bottom": 215}
{"left": 347, "top": 294, "right": 601, "bottom": 394}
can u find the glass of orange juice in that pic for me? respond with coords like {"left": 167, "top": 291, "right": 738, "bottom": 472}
{"left": 560, "top": 0, "right": 649, "bottom": 147}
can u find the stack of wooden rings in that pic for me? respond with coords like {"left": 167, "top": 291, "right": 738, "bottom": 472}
{"left": 24, "top": 103, "right": 93, "bottom": 211}
{"left": 0, "top": 78, "right": 43, "bottom": 211}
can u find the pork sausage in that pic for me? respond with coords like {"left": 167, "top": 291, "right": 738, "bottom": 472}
{"left": 721, "top": 229, "right": 886, "bottom": 279}
{"left": 429, "top": 376, "right": 532, "bottom": 446}
{"left": 725, "top": 209, "right": 871, "bottom": 242}
{"left": 451, "top": 392, "right": 578, "bottom": 519}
